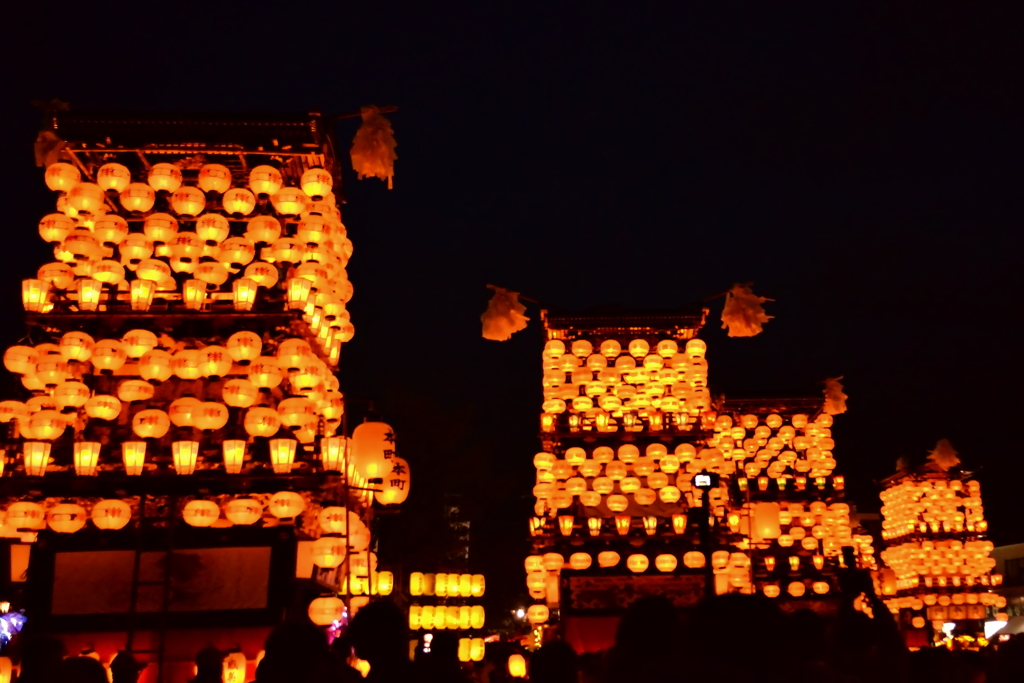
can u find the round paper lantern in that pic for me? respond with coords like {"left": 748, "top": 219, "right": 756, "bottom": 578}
{"left": 4, "top": 346, "right": 38, "bottom": 374}
{"left": 308, "top": 596, "right": 343, "bottom": 626}
{"left": 627, "top": 554, "right": 650, "bottom": 573}
{"left": 148, "top": 163, "right": 182, "bottom": 191}
{"left": 29, "top": 410, "right": 66, "bottom": 440}
{"left": 93, "top": 215, "right": 130, "bottom": 247}
{"left": 245, "top": 216, "right": 282, "bottom": 243}
{"left": 91, "top": 339, "right": 128, "bottom": 373}
{"left": 170, "top": 187, "right": 205, "bottom": 215}
{"left": 249, "top": 357, "right": 284, "bottom": 389}
{"left": 597, "top": 551, "right": 620, "bottom": 568}
{"left": 268, "top": 491, "right": 306, "bottom": 518}
{"left": 223, "top": 379, "right": 259, "bottom": 408}
{"left": 8, "top": 502, "right": 46, "bottom": 530}
{"left": 196, "top": 214, "right": 230, "bottom": 244}
{"left": 318, "top": 506, "right": 356, "bottom": 534}
{"left": 96, "top": 162, "right": 131, "bottom": 191}
{"left": 763, "top": 585, "right": 781, "bottom": 599}
{"left": 508, "top": 654, "right": 526, "bottom": 678}
{"left": 222, "top": 188, "right": 256, "bottom": 215}
{"left": 244, "top": 407, "right": 281, "bottom": 437}
{"left": 67, "top": 183, "right": 105, "bottom": 213}
{"left": 84, "top": 395, "right": 121, "bottom": 420}
{"left": 168, "top": 397, "right": 202, "bottom": 427}
{"left": 172, "top": 350, "right": 201, "bottom": 380}
{"left": 119, "top": 380, "right": 156, "bottom": 403}
{"left": 0, "top": 401, "right": 29, "bottom": 424}
{"left": 92, "top": 499, "right": 132, "bottom": 530}
{"left": 526, "top": 605, "right": 549, "bottom": 625}
{"left": 45, "top": 162, "right": 81, "bottom": 191}
{"left": 300, "top": 168, "right": 333, "bottom": 198}
{"left": 227, "top": 331, "right": 262, "bottom": 363}
{"left": 47, "top": 503, "right": 87, "bottom": 533}
{"left": 311, "top": 536, "right": 346, "bottom": 568}
{"left": 198, "top": 164, "right": 232, "bottom": 193}
{"left": 132, "top": 409, "right": 170, "bottom": 439}
{"left": 139, "top": 349, "right": 174, "bottom": 383}
{"left": 788, "top": 581, "right": 806, "bottom": 597}
{"left": 198, "top": 346, "right": 232, "bottom": 379}
{"left": 569, "top": 553, "right": 592, "bottom": 570}
{"left": 683, "top": 551, "right": 706, "bottom": 569}
{"left": 350, "top": 422, "right": 394, "bottom": 480}
{"left": 194, "top": 402, "right": 229, "bottom": 431}
{"left": 225, "top": 498, "right": 263, "bottom": 525}
{"left": 183, "top": 500, "right": 220, "bottom": 528}
{"left": 120, "top": 182, "right": 156, "bottom": 212}
{"left": 271, "top": 187, "right": 309, "bottom": 215}
{"left": 249, "top": 165, "right": 283, "bottom": 195}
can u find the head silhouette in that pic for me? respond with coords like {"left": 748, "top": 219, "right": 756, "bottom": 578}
{"left": 57, "top": 657, "right": 109, "bottom": 683}
{"left": 347, "top": 600, "right": 408, "bottom": 666}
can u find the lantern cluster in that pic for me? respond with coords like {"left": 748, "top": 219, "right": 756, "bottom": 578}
{"left": 878, "top": 473, "right": 1005, "bottom": 626}
{"left": 0, "top": 499, "right": 132, "bottom": 535}
{"left": 540, "top": 338, "right": 710, "bottom": 434}
{"left": 408, "top": 605, "right": 486, "bottom": 631}
{"left": 709, "top": 411, "right": 843, "bottom": 492}
{"left": 0, "top": 331, "right": 348, "bottom": 476}
{"left": 32, "top": 163, "right": 354, "bottom": 363}
{"left": 409, "top": 572, "right": 486, "bottom": 597}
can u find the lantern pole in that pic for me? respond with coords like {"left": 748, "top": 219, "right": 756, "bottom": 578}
{"left": 694, "top": 470, "right": 719, "bottom": 599}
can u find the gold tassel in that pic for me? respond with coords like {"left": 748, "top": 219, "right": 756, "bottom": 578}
{"left": 927, "top": 438, "right": 960, "bottom": 471}
{"left": 823, "top": 377, "right": 848, "bottom": 415}
{"left": 720, "top": 283, "right": 773, "bottom": 337}
{"left": 481, "top": 286, "right": 530, "bottom": 341}
{"left": 350, "top": 105, "right": 397, "bottom": 189}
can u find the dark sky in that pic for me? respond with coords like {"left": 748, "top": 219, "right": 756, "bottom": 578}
{"left": 3, "top": 4, "right": 1023, "bottom": 613}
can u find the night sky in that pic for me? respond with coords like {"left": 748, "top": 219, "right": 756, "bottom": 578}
{"left": 3, "top": 5, "right": 1023, "bottom": 616}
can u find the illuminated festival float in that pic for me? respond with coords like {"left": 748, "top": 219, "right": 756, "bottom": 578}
{"left": 512, "top": 303, "right": 876, "bottom": 652}
{"left": 0, "top": 109, "right": 407, "bottom": 682}
{"left": 878, "top": 441, "right": 1005, "bottom": 647}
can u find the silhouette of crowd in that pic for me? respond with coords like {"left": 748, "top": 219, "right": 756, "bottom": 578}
{"left": 4, "top": 593, "right": 1023, "bottom": 683}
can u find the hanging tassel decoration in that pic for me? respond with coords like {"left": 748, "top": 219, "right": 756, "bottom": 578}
{"left": 823, "top": 377, "right": 848, "bottom": 415}
{"left": 481, "top": 286, "right": 530, "bottom": 341}
{"left": 720, "top": 283, "right": 773, "bottom": 337}
{"left": 927, "top": 438, "right": 960, "bottom": 471}
{"left": 350, "top": 105, "right": 397, "bottom": 189}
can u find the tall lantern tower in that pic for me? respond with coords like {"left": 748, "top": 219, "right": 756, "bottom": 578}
{"left": 879, "top": 456, "right": 1005, "bottom": 644}
{"left": 0, "top": 111, "right": 405, "bottom": 679}
{"left": 523, "top": 306, "right": 875, "bottom": 647}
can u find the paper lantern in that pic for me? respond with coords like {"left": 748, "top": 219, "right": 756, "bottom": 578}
{"left": 320, "top": 436, "right": 347, "bottom": 472}
{"left": 268, "top": 491, "right": 306, "bottom": 518}
{"left": 85, "top": 395, "right": 121, "bottom": 421}
{"left": 38, "top": 213, "right": 75, "bottom": 243}
{"left": 318, "top": 506, "right": 355, "bottom": 534}
{"left": 47, "top": 503, "right": 87, "bottom": 533}
{"left": 351, "top": 422, "right": 394, "bottom": 480}
{"left": 249, "top": 165, "right": 283, "bottom": 195}
{"left": 244, "top": 407, "right": 281, "bottom": 437}
{"left": 198, "top": 164, "right": 232, "bottom": 193}
{"left": 598, "top": 551, "right": 620, "bottom": 568}
{"left": 249, "top": 357, "right": 284, "bottom": 389}
{"left": 222, "top": 379, "right": 258, "bottom": 408}
{"left": 788, "top": 582, "right": 806, "bottom": 597}
{"left": 96, "top": 162, "right": 131, "bottom": 191}
{"left": 170, "top": 187, "right": 205, "bottom": 215}
{"left": 73, "top": 441, "right": 101, "bottom": 476}
{"left": 183, "top": 500, "right": 220, "bottom": 527}
{"left": 752, "top": 502, "right": 781, "bottom": 542}
{"left": 569, "top": 553, "right": 592, "bottom": 570}
{"left": 130, "top": 279, "right": 155, "bottom": 310}
{"left": 92, "top": 499, "right": 131, "bottom": 530}
{"left": 246, "top": 215, "right": 282, "bottom": 243}
{"left": 67, "top": 182, "right": 105, "bottom": 213}
{"left": 122, "top": 441, "right": 147, "bottom": 475}
{"left": 374, "top": 457, "right": 411, "bottom": 505}
{"left": 225, "top": 331, "right": 262, "bottom": 363}
{"left": 233, "top": 278, "right": 258, "bottom": 311}
{"left": 271, "top": 187, "right": 309, "bottom": 216}
{"left": 508, "top": 655, "right": 526, "bottom": 678}
{"left": 91, "top": 339, "right": 128, "bottom": 373}
{"left": 172, "top": 350, "right": 202, "bottom": 380}
{"left": 54, "top": 381, "right": 90, "bottom": 410}
{"left": 655, "top": 554, "right": 678, "bottom": 572}
{"left": 222, "top": 440, "right": 246, "bottom": 474}
{"left": 311, "top": 536, "right": 346, "bottom": 568}
{"left": 148, "top": 163, "right": 182, "bottom": 191}
{"left": 28, "top": 412, "right": 65, "bottom": 440}
{"left": 132, "top": 411, "right": 169, "bottom": 438}
{"left": 194, "top": 403, "right": 229, "bottom": 431}
{"left": 627, "top": 554, "right": 650, "bottom": 573}
{"left": 120, "top": 380, "right": 156, "bottom": 404}
{"left": 222, "top": 188, "right": 256, "bottom": 215}
{"left": 45, "top": 162, "right": 81, "bottom": 191}
{"left": 21, "top": 279, "right": 49, "bottom": 312}
{"left": 168, "top": 397, "right": 201, "bottom": 427}
{"left": 4, "top": 346, "right": 38, "bottom": 374}
{"left": 120, "top": 183, "right": 156, "bottom": 212}
{"left": 172, "top": 441, "right": 200, "bottom": 475}
{"left": 225, "top": 498, "right": 263, "bottom": 525}
{"left": 307, "top": 596, "right": 343, "bottom": 627}
{"left": 526, "top": 605, "right": 549, "bottom": 625}
{"left": 7, "top": 502, "right": 46, "bottom": 530}
{"left": 300, "top": 168, "right": 333, "bottom": 198}
{"left": 139, "top": 349, "right": 174, "bottom": 383}
{"left": 198, "top": 346, "right": 232, "bottom": 379}
{"left": 269, "top": 438, "right": 297, "bottom": 474}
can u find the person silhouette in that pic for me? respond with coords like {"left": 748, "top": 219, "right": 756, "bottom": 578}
{"left": 347, "top": 600, "right": 414, "bottom": 683}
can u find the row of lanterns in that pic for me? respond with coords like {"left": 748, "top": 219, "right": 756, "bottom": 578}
{"left": 408, "top": 605, "right": 486, "bottom": 630}
{"left": 540, "top": 337, "right": 711, "bottom": 434}
{"left": 45, "top": 162, "right": 334, "bottom": 210}
{"left": 409, "top": 572, "right": 486, "bottom": 597}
